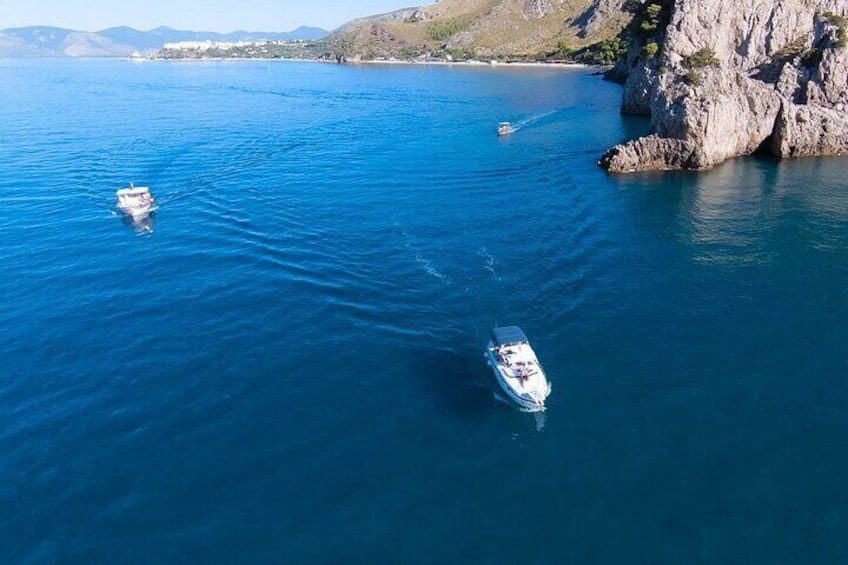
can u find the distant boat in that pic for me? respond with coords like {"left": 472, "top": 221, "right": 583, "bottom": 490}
{"left": 485, "top": 326, "right": 551, "bottom": 411}
{"left": 116, "top": 184, "right": 157, "bottom": 219}
{"left": 497, "top": 121, "right": 515, "bottom": 136}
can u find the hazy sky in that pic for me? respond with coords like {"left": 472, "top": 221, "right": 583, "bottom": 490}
{"left": 1, "top": 0, "right": 416, "bottom": 32}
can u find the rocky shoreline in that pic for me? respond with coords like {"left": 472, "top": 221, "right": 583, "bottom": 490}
{"left": 599, "top": 0, "right": 848, "bottom": 173}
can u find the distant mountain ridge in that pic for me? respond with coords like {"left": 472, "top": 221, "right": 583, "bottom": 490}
{"left": 0, "top": 25, "right": 328, "bottom": 58}
{"left": 324, "top": 0, "right": 633, "bottom": 61}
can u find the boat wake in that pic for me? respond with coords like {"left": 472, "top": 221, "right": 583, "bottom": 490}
{"left": 492, "top": 391, "right": 548, "bottom": 430}
{"left": 533, "top": 411, "right": 547, "bottom": 432}
{"left": 414, "top": 252, "right": 449, "bottom": 282}
{"left": 478, "top": 247, "right": 502, "bottom": 280}
{"left": 400, "top": 229, "right": 451, "bottom": 283}
{"left": 510, "top": 110, "right": 557, "bottom": 133}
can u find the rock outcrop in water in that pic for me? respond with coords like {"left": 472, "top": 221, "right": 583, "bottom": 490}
{"left": 600, "top": 0, "right": 848, "bottom": 172}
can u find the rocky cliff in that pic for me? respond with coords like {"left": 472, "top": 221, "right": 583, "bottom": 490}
{"left": 600, "top": 0, "right": 848, "bottom": 172}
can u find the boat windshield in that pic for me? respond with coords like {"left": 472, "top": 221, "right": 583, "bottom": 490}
{"left": 491, "top": 326, "right": 528, "bottom": 347}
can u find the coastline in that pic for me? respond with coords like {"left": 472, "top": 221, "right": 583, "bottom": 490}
{"left": 140, "top": 55, "right": 590, "bottom": 70}
{"left": 348, "top": 59, "right": 589, "bottom": 70}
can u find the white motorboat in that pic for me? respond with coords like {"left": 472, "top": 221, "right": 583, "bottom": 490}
{"left": 485, "top": 326, "right": 551, "bottom": 412}
{"left": 116, "top": 184, "right": 157, "bottom": 219}
{"left": 497, "top": 121, "right": 515, "bottom": 136}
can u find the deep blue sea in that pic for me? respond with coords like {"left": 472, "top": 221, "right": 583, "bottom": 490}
{"left": 1, "top": 59, "right": 847, "bottom": 563}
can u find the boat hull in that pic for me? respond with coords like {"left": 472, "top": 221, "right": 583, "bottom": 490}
{"left": 118, "top": 204, "right": 157, "bottom": 219}
{"left": 116, "top": 185, "right": 156, "bottom": 220}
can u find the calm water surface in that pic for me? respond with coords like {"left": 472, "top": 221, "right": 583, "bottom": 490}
{"left": 1, "top": 59, "right": 847, "bottom": 563}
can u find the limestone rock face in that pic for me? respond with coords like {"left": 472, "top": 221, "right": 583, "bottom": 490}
{"left": 621, "top": 62, "right": 656, "bottom": 115}
{"left": 523, "top": 0, "right": 555, "bottom": 19}
{"left": 601, "top": 0, "right": 848, "bottom": 172}
{"left": 598, "top": 134, "right": 698, "bottom": 172}
{"left": 772, "top": 103, "right": 848, "bottom": 156}
{"left": 806, "top": 46, "right": 848, "bottom": 107}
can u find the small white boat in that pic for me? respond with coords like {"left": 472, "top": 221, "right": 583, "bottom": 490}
{"left": 497, "top": 121, "right": 515, "bottom": 136}
{"left": 116, "top": 184, "right": 157, "bottom": 219}
{"left": 485, "top": 326, "right": 551, "bottom": 412}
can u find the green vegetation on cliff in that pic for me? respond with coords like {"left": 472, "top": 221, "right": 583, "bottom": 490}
{"left": 823, "top": 11, "right": 848, "bottom": 48}
{"left": 426, "top": 19, "right": 466, "bottom": 41}
{"left": 323, "top": 0, "right": 637, "bottom": 64}
{"left": 681, "top": 47, "right": 721, "bottom": 85}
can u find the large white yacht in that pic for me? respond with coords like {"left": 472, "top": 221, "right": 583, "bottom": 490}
{"left": 485, "top": 326, "right": 551, "bottom": 412}
{"left": 116, "top": 184, "right": 157, "bottom": 219}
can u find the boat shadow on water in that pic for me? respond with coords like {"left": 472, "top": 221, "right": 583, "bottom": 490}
{"left": 411, "top": 346, "right": 548, "bottom": 432}
{"left": 410, "top": 347, "right": 497, "bottom": 419}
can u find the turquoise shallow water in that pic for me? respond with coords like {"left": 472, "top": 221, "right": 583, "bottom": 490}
{"left": 1, "top": 59, "right": 847, "bottom": 563}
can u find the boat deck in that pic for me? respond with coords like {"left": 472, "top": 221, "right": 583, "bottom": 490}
{"left": 490, "top": 342, "right": 548, "bottom": 396}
